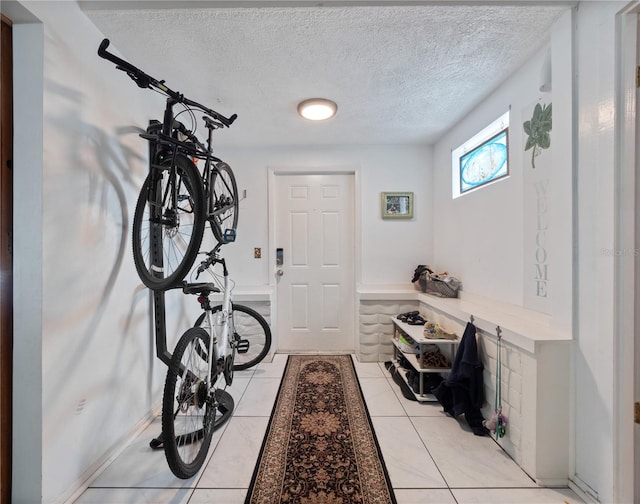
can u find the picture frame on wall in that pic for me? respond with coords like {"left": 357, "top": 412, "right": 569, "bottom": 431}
{"left": 381, "top": 192, "right": 414, "bottom": 219}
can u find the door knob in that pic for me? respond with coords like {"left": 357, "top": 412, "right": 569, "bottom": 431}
{"left": 276, "top": 269, "right": 284, "bottom": 277}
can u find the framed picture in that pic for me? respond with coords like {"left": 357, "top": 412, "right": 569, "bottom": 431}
{"left": 381, "top": 192, "right": 414, "bottom": 219}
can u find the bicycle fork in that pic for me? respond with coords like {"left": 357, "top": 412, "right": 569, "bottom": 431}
{"left": 219, "top": 273, "right": 235, "bottom": 387}
{"left": 204, "top": 307, "right": 221, "bottom": 395}
{"left": 203, "top": 299, "right": 233, "bottom": 392}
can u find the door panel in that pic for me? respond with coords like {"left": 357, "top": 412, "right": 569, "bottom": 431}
{"left": 276, "top": 173, "right": 354, "bottom": 352}
{"left": 322, "top": 284, "right": 339, "bottom": 329}
{"left": 291, "top": 284, "right": 309, "bottom": 329}
{"left": 291, "top": 212, "right": 308, "bottom": 265}
{"left": 322, "top": 212, "right": 339, "bottom": 264}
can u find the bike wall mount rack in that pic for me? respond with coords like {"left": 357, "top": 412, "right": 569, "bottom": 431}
{"left": 145, "top": 121, "right": 234, "bottom": 449}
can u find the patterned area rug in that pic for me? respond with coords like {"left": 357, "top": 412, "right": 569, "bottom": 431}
{"left": 245, "top": 355, "right": 396, "bottom": 504}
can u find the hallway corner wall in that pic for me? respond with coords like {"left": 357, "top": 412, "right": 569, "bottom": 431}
{"left": 10, "top": 2, "right": 189, "bottom": 502}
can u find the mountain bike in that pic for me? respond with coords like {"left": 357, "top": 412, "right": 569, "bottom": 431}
{"left": 98, "top": 38, "right": 238, "bottom": 290}
{"left": 162, "top": 244, "right": 272, "bottom": 478}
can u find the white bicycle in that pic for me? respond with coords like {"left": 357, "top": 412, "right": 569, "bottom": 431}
{"left": 161, "top": 244, "right": 271, "bottom": 478}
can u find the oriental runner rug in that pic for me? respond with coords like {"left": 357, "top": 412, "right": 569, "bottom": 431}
{"left": 245, "top": 354, "right": 396, "bottom": 504}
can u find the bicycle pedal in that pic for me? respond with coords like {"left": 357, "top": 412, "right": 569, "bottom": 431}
{"left": 149, "top": 435, "right": 164, "bottom": 450}
{"left": 223, "top": 228, "right": 236, "bottom": 243}
{"left": 236, "top": 339, "right": 250, "bottom": 354}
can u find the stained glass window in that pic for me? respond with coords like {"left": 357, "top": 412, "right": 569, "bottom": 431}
{"left": 452, "top": 111, "right": 510, "bottom": 198}
{"left": 459, "top": 129, "right": 509, "bottom": 193}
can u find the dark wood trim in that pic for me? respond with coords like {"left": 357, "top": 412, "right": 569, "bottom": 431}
{"left": 0, "top": 15, "right": 13, "bottom": 504}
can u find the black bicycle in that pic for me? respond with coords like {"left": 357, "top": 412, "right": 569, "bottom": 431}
{"left": 98, "top": 39, "right": 238, "bottom": 290}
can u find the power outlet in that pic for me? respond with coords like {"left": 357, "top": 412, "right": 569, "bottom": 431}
{"left": 254, "top": 247, "right": 262, "bottom": 259}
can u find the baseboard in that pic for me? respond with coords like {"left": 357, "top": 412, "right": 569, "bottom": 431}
{"left": 535, "top": 478, "right": 570, "bottom": 487}
{"left": 568, "top": 477, "right": 599, "bottom": 503}
{"left": 57, "top": 405, "right": 161, "bottom": 504}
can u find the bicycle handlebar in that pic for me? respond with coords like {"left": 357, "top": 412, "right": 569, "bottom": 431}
{"left": 97, "top": 38, "right": 237, "bottom": 128}
{"left": 196, "top": 244, "right": 226, "bottom": 278}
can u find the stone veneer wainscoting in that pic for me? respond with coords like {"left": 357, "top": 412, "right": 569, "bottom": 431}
{"left": 358, "top": 300, "right": 419, "bottom": 362}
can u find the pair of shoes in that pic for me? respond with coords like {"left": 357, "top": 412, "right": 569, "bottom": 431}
{"left": 421, "top": 349, "right": 450, "bottom": 368}
{"left": 406, "top": 372, "right": 444, "bottom": 394}
{"left": 397, "top": 310, "right": 419, "bottom": 322}
{"left": 423, "top": 322, "right": 457, "bottom": 340}
{"left": 385, "top": 361, "right": 417, "bottom": 401}
{"left": 424, "top": 373, "right": 443, "bottom": 392}
{"left": 406, "top": 314, "right": 426, "bottom": 325}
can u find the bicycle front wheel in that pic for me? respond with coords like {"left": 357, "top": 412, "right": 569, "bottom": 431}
{"left": 209, "top": 161, "right": 238, "bottom": 244}
{"left": 194, "top": 303, "right": 271, "bottom": 370}
{"left": 227, "top": 304, "right": 271, "bottom": 370}
{"left": 133, "top": 154, "right": 205, "bottom": 290}
{"left": 162, "top": 327, "right": 215, "bottom": 479}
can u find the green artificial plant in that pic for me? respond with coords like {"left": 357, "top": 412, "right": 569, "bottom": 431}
{"left": 523, "top": 102, "right": 552, "bottom": 169}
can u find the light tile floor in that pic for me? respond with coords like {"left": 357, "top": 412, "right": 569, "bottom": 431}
{"left": 75, "top": 354, "right": 585, "bottom": 504}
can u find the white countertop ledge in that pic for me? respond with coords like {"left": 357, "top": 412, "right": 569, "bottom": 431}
{"left": 357, "top": 285, "right": 571, "bottom": 353}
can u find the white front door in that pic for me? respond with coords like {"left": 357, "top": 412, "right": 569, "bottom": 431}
{"left": 275, "top": 173, "right": 355, "bottom": 353}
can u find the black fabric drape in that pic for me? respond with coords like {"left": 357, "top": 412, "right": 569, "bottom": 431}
{"left": 432, "top": 322, "right": 488, "bottom": 435}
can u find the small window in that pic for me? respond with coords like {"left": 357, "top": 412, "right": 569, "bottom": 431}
{"left": 452, "top": 111, "right": 509, "bottom": 198}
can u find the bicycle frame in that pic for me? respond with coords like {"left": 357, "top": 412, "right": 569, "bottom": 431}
{"left": 145, "top": 100, "right": 235, "bottom": 235}
{"left": 167, "top": 253, "right": 234, "bottom": 401}
{"left": 200, "top": 254, "right": 234, "bottom": 394}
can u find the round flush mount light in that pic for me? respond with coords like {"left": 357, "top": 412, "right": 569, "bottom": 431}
{"left": 297, "top": 98, "right": 338, "bottom": 121}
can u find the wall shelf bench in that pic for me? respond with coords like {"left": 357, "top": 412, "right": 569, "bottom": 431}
{"left": 356, "top": 285, "right": 572, "bottom": 487}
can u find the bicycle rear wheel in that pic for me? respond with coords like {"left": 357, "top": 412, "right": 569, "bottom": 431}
{"left": 209, "top": 161, "right": 238, "bottom": 244}
{"left": 162, "top": 327, "right": 215, "bottom": 479}
{"left": 133, "top": 154, "right": 205, "bottom": 290}
{"left": 194, "top": 303, "right": 271, "bottom": 370}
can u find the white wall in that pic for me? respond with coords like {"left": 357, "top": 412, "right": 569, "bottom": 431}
{"left": 432, "top": 46, "right": 552, "bottom": 306}
{"left": 217, "top": 145, "right": 433, "bottom": 286}
{"left": 10, "top": 2, "right": 190, "bottom": 502}
{"left": 431, "top": 9, "right": 574, "bottom": 331}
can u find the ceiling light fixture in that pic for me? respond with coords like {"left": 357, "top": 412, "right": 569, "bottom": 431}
{"left": 297, "top": 98, "right": 338, "bottom": 121}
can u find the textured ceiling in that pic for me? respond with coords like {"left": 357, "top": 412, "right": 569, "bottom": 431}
{"left": 82, "top": 1, "right": 570, "bottom": 147}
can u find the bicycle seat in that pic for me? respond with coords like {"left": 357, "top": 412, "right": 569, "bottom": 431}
{"left": 182, "top": 283, "right": 220, "bottom": 295}
{"left": 203, "top": 115, "right": 225, "bottom": 130}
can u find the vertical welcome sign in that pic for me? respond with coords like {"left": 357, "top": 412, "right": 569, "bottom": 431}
{"left": 522, "top": 101, "right": 552, "bottom": 314}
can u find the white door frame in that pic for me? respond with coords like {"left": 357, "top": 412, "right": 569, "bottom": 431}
{"left": 267, "top": 166, "right": 361, "bottom": 354}
{"left": 615, "top": 4, "right": 639, "bottom": 503}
